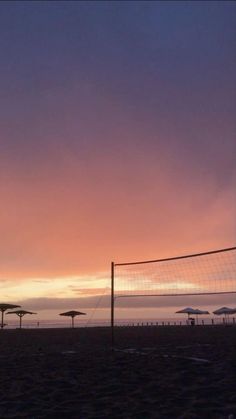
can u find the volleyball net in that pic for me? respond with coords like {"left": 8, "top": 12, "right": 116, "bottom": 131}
{"left": 111, "top": 246, "right": 236, "bottom": 343}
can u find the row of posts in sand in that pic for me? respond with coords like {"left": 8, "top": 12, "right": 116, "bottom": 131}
{"left": 116, "top": 317, "right": 236, "bottom": 327}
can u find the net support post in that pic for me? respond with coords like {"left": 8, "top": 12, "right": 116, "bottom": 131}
{"left": 111, "top": 261, "right": 115, "bottom": 350}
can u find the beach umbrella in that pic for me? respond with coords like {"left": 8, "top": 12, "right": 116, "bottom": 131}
{"left": 59, "top": 310, "right": 86, "bottom": 328}
{"left": 192, "top": 309, "right": 210, "bottom": 324}
{"left": 6, "top": 310, "right": 37, "bottom": 329}
{"left": 213, "top": 307, "right": 236, "bottom": 322}
{"left": 0, "top": 303, "right": 21, "bottom": 329}
{"left": 193, "top": 309, "right": 209, "bottom": 315}
{"left": 213, "top": 307, "right": 236, "bottom": 315}
{"left": 176, "top": 307, "right": 209, "bottom": 324}
{"left": 175, "top": 307, "right": 197, "bottom": 319}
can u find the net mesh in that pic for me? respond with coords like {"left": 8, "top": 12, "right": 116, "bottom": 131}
{"left": 114, "top": 247, "right": 236, "bottom": 298}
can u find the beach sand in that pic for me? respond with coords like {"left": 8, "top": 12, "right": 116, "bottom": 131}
{"left": 0, "top": 325, "right": 235, "bottom": 418}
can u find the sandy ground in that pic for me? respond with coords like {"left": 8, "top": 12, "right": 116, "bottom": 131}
{"left": 0, "top": 325, "right": 235, "bottom": 418}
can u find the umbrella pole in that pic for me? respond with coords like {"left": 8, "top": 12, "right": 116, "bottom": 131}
{"left": 72, "top": 316, "right": 74, "bottom": 329}
{"left": 19, "top": 314, "right": 22, "bottom": 329}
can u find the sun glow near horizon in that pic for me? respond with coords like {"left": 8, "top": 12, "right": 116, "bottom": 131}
{"left": 0, "top": 274, "right": 110, "bottom": 302}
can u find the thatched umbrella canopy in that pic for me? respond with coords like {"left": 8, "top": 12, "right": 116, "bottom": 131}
{"left": 0, "top": 303, "right": 21, "bottom": 329}
{"left": 6, "top": 310, "right": 37, "bottom": 329}
{"left": 59, "top": 310, "right": 86, "bottom": 328}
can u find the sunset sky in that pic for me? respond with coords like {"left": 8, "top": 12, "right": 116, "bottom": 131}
{"left": 0, "top": 2, "right": 235, "bottom": 321}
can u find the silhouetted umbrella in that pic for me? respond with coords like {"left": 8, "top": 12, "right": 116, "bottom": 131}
{"left": 213, "top": 307, "right": 236, "bottom": 322}
{"left": 59, "top": 310, "right": 86, "bottom": 328}
{"left": 176, "top": 307, "right": 209, "bottom": 324}
{"left": 176, "top": 307, "right": 196, "bottom": 319}
{"left": 0, "top": 303, "right": 21, "bottom": 329}
{"left": 192, "top": 309, "right": 209, "bottom": 324}
{"left": 194, "top": 309, "right": 210, "bottom": 315}
{"left": 213, "top": 307, "right": 236, "bottom": 315}
{"left": 6, "top": 310, "right": 37, "bottom": 329}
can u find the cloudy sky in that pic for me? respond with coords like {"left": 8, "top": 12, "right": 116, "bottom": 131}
{"left": 0, "top": 2, "right": 235, "bottom": 320}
